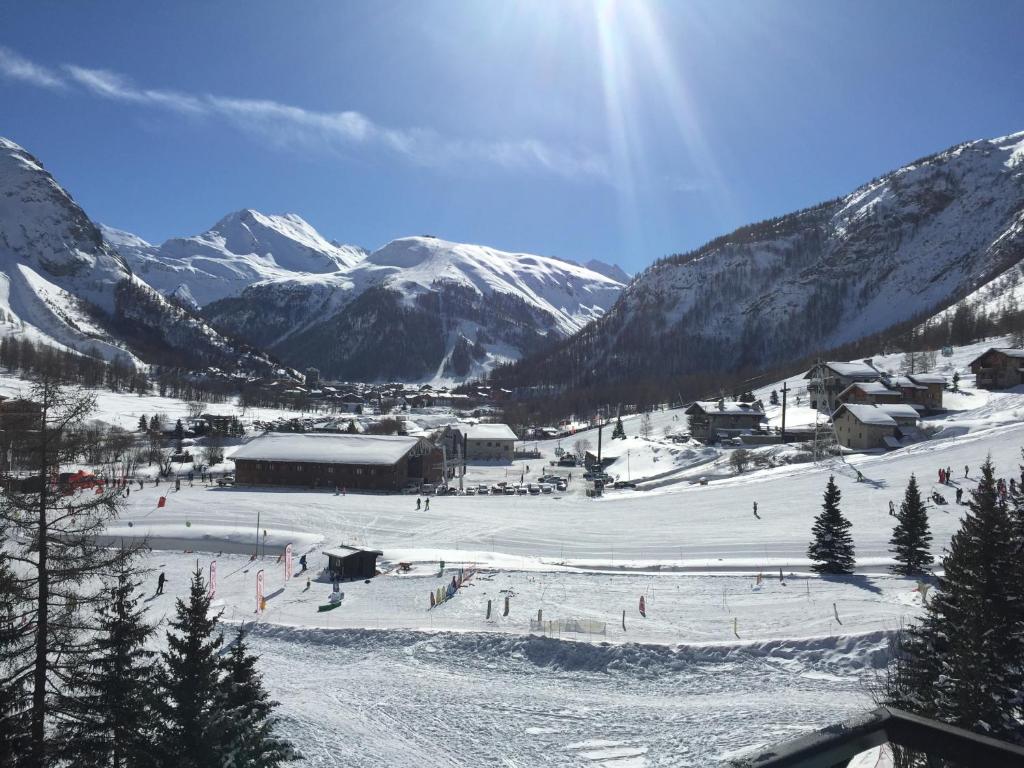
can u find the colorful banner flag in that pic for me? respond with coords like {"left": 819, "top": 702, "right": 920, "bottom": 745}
{"left": 256, "top": 569, "right": 265, "bottom": 613}
{"left": 209, "top": 560, "right": 217, "bottom": 598}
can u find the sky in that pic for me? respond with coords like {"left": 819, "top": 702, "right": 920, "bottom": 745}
{"left": 1, "top": 0, "right": 1022, "bottom": 274}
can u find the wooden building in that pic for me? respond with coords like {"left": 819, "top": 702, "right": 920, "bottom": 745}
{"left": 324, "top": 545, "right": 383, "bottom": 581}
{"left": 969, "top": 348, "right": 1024, "bottom": 390}
{"left": 805, "top": 360, "right": 882, "bottom": 413}
{"left": 232, "top": 432, "right": 442, "bottom": 491}
{"left": 685, "top": 400, "right": 766, "bottom": 443}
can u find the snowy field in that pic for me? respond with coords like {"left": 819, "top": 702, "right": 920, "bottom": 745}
{"left": 14, "top": 337, "right": 1024, "bottom": 764}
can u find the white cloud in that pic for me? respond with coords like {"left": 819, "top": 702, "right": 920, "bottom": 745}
{"left": 0, "top": 46, "right": 65, "bottom": 89}
{"left": 0, "top": 46, "right": 608, "bottom": 181}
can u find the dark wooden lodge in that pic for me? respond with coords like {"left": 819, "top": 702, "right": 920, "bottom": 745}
{"left": 231, "top": 432, "right": 442, "bottom": 491}
{"left": 325, "top": 545, "right": 383, "bottom": 580}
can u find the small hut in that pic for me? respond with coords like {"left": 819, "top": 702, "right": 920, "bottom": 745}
{"left": 324, "top": 545, "right": 383, "bottom": 581}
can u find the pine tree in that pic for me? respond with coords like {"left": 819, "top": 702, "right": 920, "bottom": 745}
{"left": 0, "top": 376, "right": 139, "bottom": 768}
{"left": 889, "top": 475, "right": 933, "bottom": 576}
{"left": 138, "top": 414, "right": 148, "bottom": 432}
{"left": 611, "top": 417, "right": 625, "bottom": 440}
{"left": 0, "top": 533, "right": 31, "bottom": 767}
{"left": 156, "top": 567, "right": 225, "bottom": 768}
{"left": 807, "top": 475, "right": 856, "bottom": 574}
{"left": 149, "top": 414, "right": 162, "bottom": 433}
{"left": 60, "top": 564, "right": 159, "bottom": 768}
{"left": 215, "top": 630, "right": 298, "bottom": 768}
{"left": 884, "top": 459, "right": 1024, "bottom": 744}
{"left": 173, "top": 419, "right": 185, "bottom": 451}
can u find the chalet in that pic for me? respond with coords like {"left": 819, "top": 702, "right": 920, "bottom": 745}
{"left": 832, "top": 403, "right": 920, "bottom": 451}
{"left": 805, "top": 360, "right": 881, "bottom": 413}
{"left": 324, "top": 545, "right": 382, "bottom": 581}
{"left": 232, "top": 432, "right": 442, "bottom": 491}
{"left": 684, "top": 400, "right": 766, "bottom": 443}
{"left": 969, "top": 348, "right": 1024, "bottom": 390}
{"left": 893, "top": 373, "right": 946, "bottom": 412}
{"left": 463, "top": 423, "right": 518, "bottom": 462}
{"left": 836, "top": 380, "right": 904, "bottom": 407}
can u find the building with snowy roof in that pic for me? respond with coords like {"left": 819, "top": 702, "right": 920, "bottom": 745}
{"left": 231, "top": 432, "right": 442, "bottom": 491}
{"left": 462, "top": 422, "right": 518, "bottom": 462}
{"left": 832, "top": 402, "right": 921, "bottom": 451}
{"left": 969, "top": 348, "right": 1024, "bottom": 389}
{"left": 684, "top": 400, "right": 766, "bottom": 443}
{"left": 805, "top": 360, "right": 882, "bottom": 413}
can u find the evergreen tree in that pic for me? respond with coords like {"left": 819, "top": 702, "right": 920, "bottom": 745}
{"left": 215, "top": 630, "right": 298, "bottom": 768}
{"left": 807, "top": 475, "right": 856, "bottom": 574}
{"left": 889, "top": 475, "right": 933, "bottom": 576}
{"left": 156, "top": 567, "right": 225, "bottom": 768}
{"left": 138, "top": 414, "right": 148, "bottom": 432}
{"left": 884, "top": 459, "right": 1024, "bottom": 745}
{"left": 149, "top": 414, "right": 162, "bottom": 433}
{"left": 0, "top": 531, "right": 31, "bottom": 767}
{"left": 0, "top": 376, "right": 139, "bottom": 768}
{"left": 173, "top": 419, "right": 185, "bottom": 451}
{"left": 611, "top": 416, "right": 626, "bottom": 440}
{"left": 60, "top": 564, "right": 159, "bottom": 768}
{"left": 769, "top": 389, "right": 779, "bottom": 406}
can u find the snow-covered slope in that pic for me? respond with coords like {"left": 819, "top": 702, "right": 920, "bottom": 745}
{"left": 113, "top": 209, "right": 366, "bottom": 307}
{"left": 0, "top": 137, "right": 281, "bottom": 372}
{"left": 500, "top": 130, "right": 1024, "bottom": 393}
{"left": 205, "top": 236, "right": 625, "bottom": 381}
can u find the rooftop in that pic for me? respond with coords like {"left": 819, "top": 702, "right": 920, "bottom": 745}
{"left": 465, "top": 423, "right": 518, "bottom": 441}
{"left": 232, "top": 432, "right": 422, "bottom": 466}
{"left": 835, "top": 403, "right": 897, "bottom": 426}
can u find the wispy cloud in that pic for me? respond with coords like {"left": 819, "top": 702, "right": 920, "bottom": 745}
{"left": 0, "top": 45, "right": 65, "bottom": 89}
{"left": 1, "top": 47, "right": 607, "bottom": 181}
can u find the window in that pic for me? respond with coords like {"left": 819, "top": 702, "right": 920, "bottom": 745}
{"left": 268, "top": 463, "right": 275, "bottom": 470}
{"left": 327, "top": 466, "right": 334, "bottom": 473}
{"left": 356, "top": 468, "right": 364, "bottom": 475}
{"left": 295, "top": 464, "right": 302, "bottom": 471}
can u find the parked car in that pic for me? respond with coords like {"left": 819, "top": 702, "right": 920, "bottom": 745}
{"left": 516, "top": 485, "right": 527, "bottom": 495}
{"left": 465, "top": 486, "right": 477, "bottom": 496}
{"left": 556, "top": 481, "right": 567, "bottom": 491}
{"left": 503, "top": 485, "right": 517, "bottom": 496}
{"left": 216, "top": 475, "right": 235, "bottom": 487}
{"left": 613, "top": 480, "right": 637, "bottom": 490}
{"left": 539, "top": 483, "right": 554, "bottom": 494}
{"left": 527, "top": 483, "right": 540, "bottom": 495}
{"left": 476, "top": 485, "right": 489, "bottom": 495}
{"left": 557, "top": 455, "right": 577, "bottom": 467}
{"left": 421, "top": 483, "right": 435, "bottom": 495}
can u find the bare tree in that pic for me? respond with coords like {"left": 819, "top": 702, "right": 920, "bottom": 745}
{"left": 572, "top": 438, "right": 592, "bottom": 463}
{"left": 0, "top": 375, "right": 141, "bottom": 767}
{"left": 186, "top": 401, "right": 204, "bottom": 421}
{"left": 639, "top": 412, "right": 652, "bottom": 439}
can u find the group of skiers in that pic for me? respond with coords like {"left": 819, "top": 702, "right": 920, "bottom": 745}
{"left": 416, "top": 497, "right": 431, "bottom": 510}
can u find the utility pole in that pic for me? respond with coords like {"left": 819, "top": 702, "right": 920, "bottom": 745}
{"left": 780, "top": 381, "right": 789, "bottom": 444}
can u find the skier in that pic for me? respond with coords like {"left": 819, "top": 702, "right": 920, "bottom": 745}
{"left": 156, "top": 571, "right": 166, "bottom": 595}
{"left": 304, "top": 577, "right": 310, "bottom": 591}
{"left": 955, "top": 487, "right": 963, "bottom": 504}
{"left": 964, "top": 464, "right": 969, "bottom": 478}
{"left": 425, "top": 498, "right": 430, "bottom": 511}
{"left": 888, "top": 500, "right": 895, "bottom": 517}
{"left": 752, "top": 501, "right": 760, "bottom": 519}
{"left": 945, "top": 466, "right": 952, "bottom": 485}
{"left": 938, "top": 468, "right": 944, "bottom": 484}
{"left": 299, "top": 554, "right": 307, "bottom": 572}
{"left": 416, "top": 497, "right": 421, "bottom": 510}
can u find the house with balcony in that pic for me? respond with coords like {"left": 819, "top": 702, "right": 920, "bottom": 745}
{"left": 805, "top": 360, "right": 882, "bottom": 413}
{"left": 968, "top": 347, "right": 1024, "bottom": 389}
{"left": 685, "top": 400, "right": 766, "bottom": 443}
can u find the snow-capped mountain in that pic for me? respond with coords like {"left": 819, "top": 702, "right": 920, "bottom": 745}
{"left": 497, "top": 131, "right": 1024, "bottom": 394}
{"left": 204, "top": 236, "right": 625, "bottom": 381}
{"left": 113, "top": 209, "right": 366, "bottom": 307}
{"left": 0, "top": 137, "right": 280, "bottom": 373}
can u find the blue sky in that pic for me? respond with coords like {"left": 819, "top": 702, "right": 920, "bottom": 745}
{"left": 2, "top": 1, "right": 1021, "bottom": 273}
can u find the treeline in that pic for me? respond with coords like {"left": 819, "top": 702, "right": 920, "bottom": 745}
{"left": 0, "top": 376, "right": 296, "bottom": 767}
{"left": 0, "top": 335, "right": 148, "bottom": 394}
